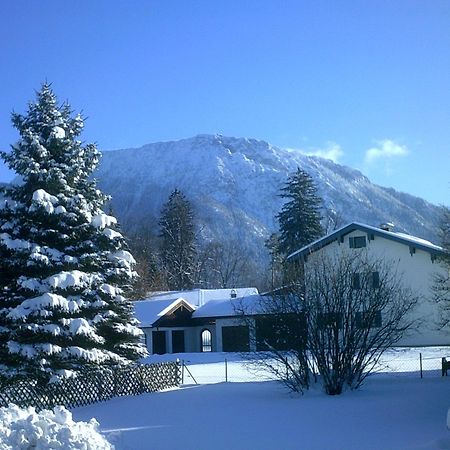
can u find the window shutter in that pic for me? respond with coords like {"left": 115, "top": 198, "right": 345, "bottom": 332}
{"left": 374, "top": 311, "right": 382, "bottom": 327}
{"left": 372, "top": 271, "right": 380, "bottom": 288}
{"left": 349, "top": 237, "right": 354, "bottom": 248}
{"left": 355, "top": 312, "right": 363, "bottom": 329}
{"left": 352, "top": 273, "right": 361, "bottom": 289}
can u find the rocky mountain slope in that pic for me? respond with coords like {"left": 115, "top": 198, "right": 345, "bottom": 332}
{"left": 95, "top": 134, "right": 441, "bottom": 259}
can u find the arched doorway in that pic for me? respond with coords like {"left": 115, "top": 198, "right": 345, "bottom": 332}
{"left": 200, "top": 329, "right": 212, "bottom": 352}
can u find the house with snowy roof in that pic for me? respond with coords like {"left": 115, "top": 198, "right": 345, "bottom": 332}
{"left": 287, "top": 222, "right": 449, "bottom": 346}
{"left": 134, "top": 288, "right": 267, "bottom": 354}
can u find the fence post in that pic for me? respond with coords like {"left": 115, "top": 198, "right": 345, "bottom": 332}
{"left": 181, "top": 360, "right": 185, "bottom": 385}
{"left": 225, "top": 358, "right": 228, "bottom": 382}
{"left": 420, "top": 353, "right": 423, "bottom": 379}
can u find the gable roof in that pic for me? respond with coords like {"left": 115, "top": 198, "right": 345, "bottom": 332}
{"left": 287, "top": 222, "right": 445, "bottom": 261}
{"left": 134, "top": 292, "right": 269, "bottom": 327}
{"left": 134, "top": 297, "right": 196, "bottom": 327}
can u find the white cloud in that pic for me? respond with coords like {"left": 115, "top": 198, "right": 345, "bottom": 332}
{"left": 286, "top": 142, "right": 344, "bottom": 163}
{"left": 364, "top": 140, "right": 409, "bottom": 165}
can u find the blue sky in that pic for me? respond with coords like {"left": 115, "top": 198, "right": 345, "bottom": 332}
{"left": 0, "top": 0, "right": 449, "bottom": 205}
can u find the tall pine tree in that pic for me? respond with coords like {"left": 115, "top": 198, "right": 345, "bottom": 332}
{"left": 0, "top": 84, "right": 147, "bottom": 382}
{"left": 435, "top": 205, "right": 450, "bottom": 323}
{"left": 276, "top": 168, "right": 323, "bottom": 256}
{"left": 159, "top": 189, "right": 196, "bottom": 290}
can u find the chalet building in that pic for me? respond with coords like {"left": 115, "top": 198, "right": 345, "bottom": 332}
{"left": 287, "top": 222, "right": 449, "bottom": 346}
{"left": 134, "top": 288, "right": 267, "bottom": 355}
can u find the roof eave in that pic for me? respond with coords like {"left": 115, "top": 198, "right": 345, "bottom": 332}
{"left": 287, "top": 222, "right": 445, "bottom": 261}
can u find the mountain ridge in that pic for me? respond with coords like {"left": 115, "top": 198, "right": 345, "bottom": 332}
{"left": 94, "top": 134, "right": 441, "bottom": 260}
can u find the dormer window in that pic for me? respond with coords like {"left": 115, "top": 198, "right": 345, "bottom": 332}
{"left": 349, "top": 236, "right": 366, "bottom": 248}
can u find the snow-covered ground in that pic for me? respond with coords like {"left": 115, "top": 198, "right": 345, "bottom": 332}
{"left": 0, "top": 404, "right": 112, "bottom": 450}
{"left": 143, "top": 347, "right": 449, "bottom": 384}
{"left": 73, "top": 349, "right": 450, "bottom": 450}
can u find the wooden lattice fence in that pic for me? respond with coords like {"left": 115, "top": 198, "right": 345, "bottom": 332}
{"left": 0, "top": 362, "right": 180, "bottom": 411}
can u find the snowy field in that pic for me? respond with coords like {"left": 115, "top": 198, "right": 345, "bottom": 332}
{"left": 144, "top": 347, "right": 450, "bottom": 384}
{"left": 72, "top": 348, "right": 450, "bottom": 450}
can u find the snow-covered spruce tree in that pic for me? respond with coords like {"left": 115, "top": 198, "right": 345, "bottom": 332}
{"left": 276, "top": 168, "right": 323, "bottom": 257}
{"left": 159, "top": 189, "right": 196, "bottom": 290}
{"left": 434, "top": 205, "right": 450, "bottom": 325}
{"left": 0, "top": 84, "right": 147, "bottom": 383}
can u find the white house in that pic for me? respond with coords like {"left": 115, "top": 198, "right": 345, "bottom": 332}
{"left": 134, "top": 288, "right": 265, "bottom": 355}
{"left": 287, "top": 222, "right": 449, "bottom": 346}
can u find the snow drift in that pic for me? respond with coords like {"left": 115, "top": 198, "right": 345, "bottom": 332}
{"left": 0, "top": 403, "right": 112, "bottom": 449}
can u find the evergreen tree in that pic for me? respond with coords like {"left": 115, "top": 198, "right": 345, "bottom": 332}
{"left": 265, "top": 233, "right": 283, "bottom": 289}
{"left": 127, "top": 224, "right": 167, "bottom": 298}
{"left": 0, "top": 84, "right": 147, "bottom": 382}
{"left": 276, "top": 168, "right": 323, "bottom": 256}
{"left": 440, "top": 205, "right": 450, "bottom": 254}
{"left": 435, "top": 205, "right": 450, "bottom": 322}
{"left": 159, "top": 189, "right": 196, "bottom": 290}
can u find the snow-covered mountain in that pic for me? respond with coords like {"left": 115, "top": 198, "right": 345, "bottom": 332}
{"left": 95, "top": 134, "right": 441, "bottom": 259}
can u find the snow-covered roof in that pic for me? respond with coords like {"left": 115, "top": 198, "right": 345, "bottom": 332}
{"left": 134, "top": 298, "right": 196, "bottom": 327}
{"left": 288, "top": 222, "right": 445, "bottom": 261}
{"left": 134, "top": 289, "right": 266, "bottom": 326}
{"left": 143, "top": 287, "right": 259, "bottom": 307}
{"left": 192, "top": 294, "right": 265, "bottom": 318}
{"left": 393, "top": 232, "right": 442, "bottom": 249}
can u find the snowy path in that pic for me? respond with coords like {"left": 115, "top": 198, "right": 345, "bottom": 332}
{"left": 73, "top": 375, "right": 450, "bottom": 450}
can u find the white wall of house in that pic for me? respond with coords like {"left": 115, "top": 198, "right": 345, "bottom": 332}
{"left": 304, "top": 230, "right": 449, "bottom": 346}
{"left": 141, "top": 325, "right": 219, "bottom": 354}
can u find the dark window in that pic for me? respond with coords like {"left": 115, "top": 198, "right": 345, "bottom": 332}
{"left": 352, "top": 273, "right": 361, "bottom": 289}
{"left": 349, "top": 236, "right": 366, "bottom": 248}
{"left": 152, "top": 331, "right": 167, "bottom": 355}
{"left": 318, "top": 312, "right": 343, "bottom": 329}
{"left": 201, "top": 329, "right": 212, "bottom": 352}
{"left": 355, "top": 310, "right": 382, "bottom": 329}
{"left": 353, "top": 272, "right": 379, "bottom": 289}
{"left": 172, "top": 330, "right": 185, "bottom": 353}
{"left": 222, "top": 326, "right": 250, "bottom": 352}
{"left": 255, "top": 314, "right": 307, "bottom": 351}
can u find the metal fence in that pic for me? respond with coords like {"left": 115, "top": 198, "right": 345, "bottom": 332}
{"left": 180, "top": 357, "right": 275, "bottom": 384}
{"left": 376, "top": 347, "right": 449, "bottom": 378}
{"left": 178, "top": 347, "right": 450, "bottom": 385}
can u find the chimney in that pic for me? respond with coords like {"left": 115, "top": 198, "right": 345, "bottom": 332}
{"left": 380, "top": 222, "right": 394, "bottom": 232}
